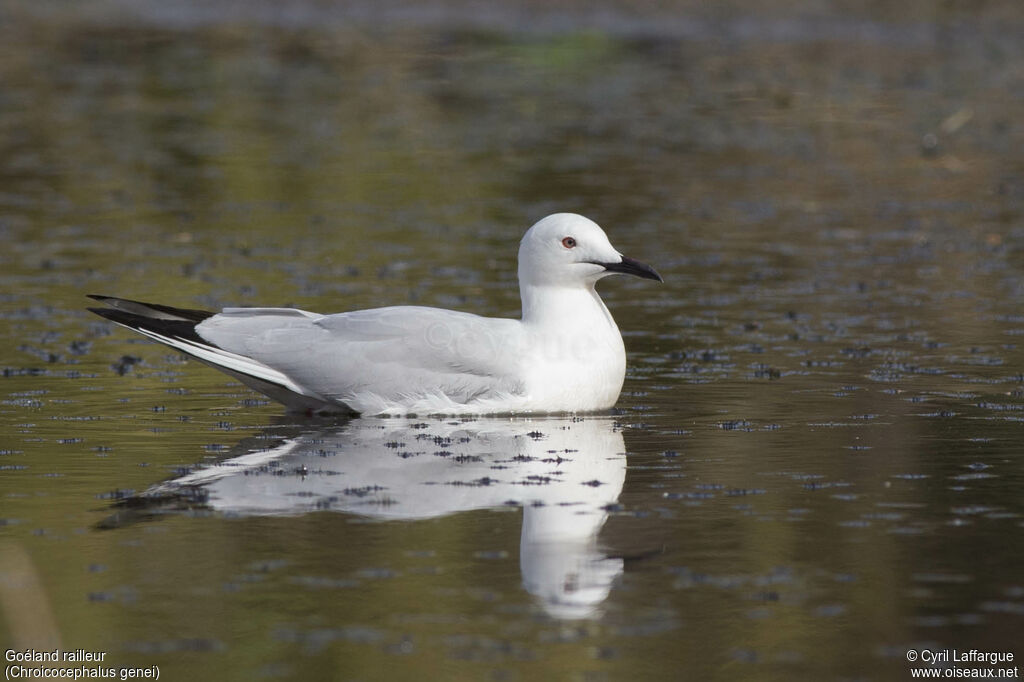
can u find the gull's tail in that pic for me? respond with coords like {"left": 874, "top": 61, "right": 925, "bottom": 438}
{"left": 87, "top": 295, "right": 344, "bottom": 413}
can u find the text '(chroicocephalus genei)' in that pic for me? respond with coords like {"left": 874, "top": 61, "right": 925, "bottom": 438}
{"left": 88, "top": 213, "right": 662, "bottom": 415}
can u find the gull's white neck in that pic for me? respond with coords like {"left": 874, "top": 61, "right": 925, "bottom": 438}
{"left": 516, "top": 279, "right": 626, "bottom": 412}
{"left": 519, "top": 281, "right": 617, "bottom": 331}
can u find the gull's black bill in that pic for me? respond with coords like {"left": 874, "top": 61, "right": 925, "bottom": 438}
{"left": 597, "top": 256, "right": 663, "bottom": 282}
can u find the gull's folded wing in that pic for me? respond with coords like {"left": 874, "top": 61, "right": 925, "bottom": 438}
{"left": 197, "top": 306, "right": 526, "bottom": 414}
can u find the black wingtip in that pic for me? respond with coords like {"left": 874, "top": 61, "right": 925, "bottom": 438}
{"left": 85, "top": 295, "right": 215, "bottom": 323}
{"left": 87, "top": 306, "right": 128, "bottom": 324}
{"left": 87, "top": 302, "right": 212, "bottom": 346}
{"left": 87, "top": 305, "right": 145, "bottom": 327}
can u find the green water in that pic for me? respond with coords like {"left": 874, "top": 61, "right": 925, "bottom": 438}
{"left": 1, "top": 2, "right": 1022, "bottom": 680}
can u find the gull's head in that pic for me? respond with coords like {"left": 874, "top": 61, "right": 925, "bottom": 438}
{"left": 518, "top": 213, "right": 662, "bottom": 288}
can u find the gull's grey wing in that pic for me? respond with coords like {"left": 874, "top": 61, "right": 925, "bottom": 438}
{"left": 196, "top": 306, "right": 526, "bottom": 414}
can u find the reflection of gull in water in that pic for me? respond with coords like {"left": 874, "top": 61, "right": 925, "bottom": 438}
{"left": 139, "top": 417, "right": 626, "bottom": 619}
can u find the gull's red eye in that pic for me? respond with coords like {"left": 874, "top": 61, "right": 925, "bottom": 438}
{"left": 561, "top": 237, "right": 577, "bottom": 249}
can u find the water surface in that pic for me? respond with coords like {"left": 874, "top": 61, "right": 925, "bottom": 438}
{"left": 1, "top": 2, "right": 1022, "bottom": 680}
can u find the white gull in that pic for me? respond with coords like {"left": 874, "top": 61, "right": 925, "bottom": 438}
{"left": 88, "top": 213, "right": 662, "bottom": 415}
